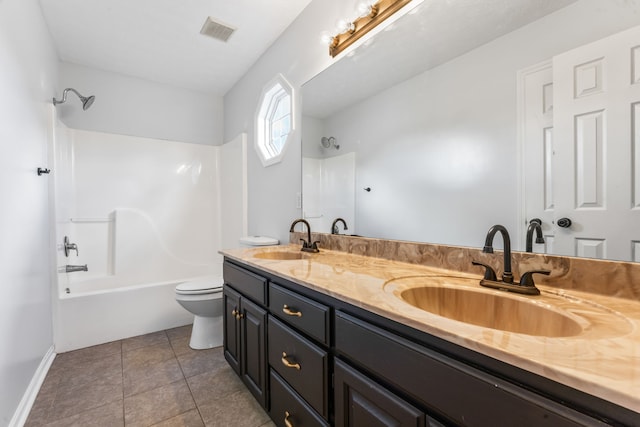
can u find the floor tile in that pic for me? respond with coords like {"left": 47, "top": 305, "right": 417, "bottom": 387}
{"left": 168, "top": 335, "right": 192, "bottom": 357}
{"left": 124, "top": 379, "right": 196, "bottom": 427}
{"left": 40, "top": 401, "right": 124, "bottom": 427}
{"left": 176, "top": 346, "right": 226, "bottom": 378}
{"left": 198, "top": 389, "right": 270, "bottom": 427}
{"left": 48, "top": 372, "right": 123, "bottom": 421}
{"left": 58, "top": 353, "right": 122, "bottom": 390}
{"left": 150, "top": 409, "right": 205, "bottom": 427}
{"left": 27, "top": 326, "right": 276, "bottom": 427}
{"left": 123, "top": 341, "right": 176, "bottom": 370}
{"left": 124, "top": 357, "right": 184, "bottom": 397}
{"left": 122, "top": 331, "right": 170, "bottom": 353}
{"left": 53, "top": 340, "right": 122, "bottom": 369}
{"left": 166, "top": 325, "right": 192, "bottom": 343}
{"left": 187, "top": 366, "right": 244, "bottom": 407}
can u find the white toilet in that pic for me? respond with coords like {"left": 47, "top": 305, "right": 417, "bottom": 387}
{"left": 175, "top": 277, "right": 224, "bottom": 350}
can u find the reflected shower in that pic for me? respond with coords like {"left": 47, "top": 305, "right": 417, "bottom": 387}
{"left": 321, "top": 136, "right": 339, "bottom": 150}
{"left": 53, "top": 88, "right": 95, "bottom": 110}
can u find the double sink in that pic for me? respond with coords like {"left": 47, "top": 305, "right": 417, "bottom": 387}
{"left": 253, "top": 250, "right": 632, "bottom": 339}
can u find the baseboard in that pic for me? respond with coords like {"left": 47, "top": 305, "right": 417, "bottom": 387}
{"left": 8, "top": 346, "right": 56, "bottom": 427}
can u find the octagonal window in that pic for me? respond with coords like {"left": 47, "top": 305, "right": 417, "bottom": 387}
{"left": 255, "top": 74, "right": 294, "bottom": 166}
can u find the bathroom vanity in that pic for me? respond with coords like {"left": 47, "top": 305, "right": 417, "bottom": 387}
{"left": 221, "top": 242, "right": 640, "bottom": 427}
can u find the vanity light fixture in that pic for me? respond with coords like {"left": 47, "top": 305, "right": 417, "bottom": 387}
{"left": 323, "top": 0, "right": 414, "bottom": 57}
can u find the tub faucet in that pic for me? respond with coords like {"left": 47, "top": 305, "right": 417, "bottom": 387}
{"left": 289, "top": 219, "right": 319, "bottom": 253}
{"left": 331, "top": 218, "right": 348, "bottom": 235}
{"left": 65, "top": 264, "right": 88, "bottom": 273}
{"left": 525, "top": 219, "right": 545, "bottom": 252}
{"left": 472, "top": 224, "right": 549, "bottom": 295}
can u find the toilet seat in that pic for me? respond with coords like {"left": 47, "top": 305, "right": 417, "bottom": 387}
{"left": 176, "top": 278, "right": 223, "bottom": 295}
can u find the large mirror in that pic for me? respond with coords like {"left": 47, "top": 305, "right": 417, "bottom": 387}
{"left": 302, "top": 0, "right": 640, "bottom": 262}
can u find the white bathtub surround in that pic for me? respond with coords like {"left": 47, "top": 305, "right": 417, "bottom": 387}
{"left": 302, "top": 152, "right": 355, "bottom": 234}
{"left": 50, "top": 128, "right": 242, "bottom": 352}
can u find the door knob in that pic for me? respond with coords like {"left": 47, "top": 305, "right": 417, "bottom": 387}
{"left": 557, "top": 218, "right": 572, "bottom": 228}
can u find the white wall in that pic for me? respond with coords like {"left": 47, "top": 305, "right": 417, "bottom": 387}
{"left": 58, "top": 62, "right": 224, "bottom": 146}
{"left": 224, "top": 0, "right": 357, "bottom": 242}
{"left": 0, "top": 0, "right": 58, "bottom": 424}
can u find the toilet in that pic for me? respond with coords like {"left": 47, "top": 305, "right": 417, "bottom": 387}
{"left": 175, "top": 277, "right": 224, "bottom": 350}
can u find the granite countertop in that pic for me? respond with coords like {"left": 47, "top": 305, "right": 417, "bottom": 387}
{"left": 221, "top": 244, "right": 640, "bottom": 413}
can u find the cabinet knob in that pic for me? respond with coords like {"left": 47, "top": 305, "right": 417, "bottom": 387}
{"left": 231, "top": 308, "right": 237, "bottom": 316}
{"left": 281, "top": 352, "right": 301, "bottom": 370}
{"left": 284, "top": 411, "right": 294, "bottom": 427}
{"left": 282, "top": 304, "right": 302, "bottom": 317}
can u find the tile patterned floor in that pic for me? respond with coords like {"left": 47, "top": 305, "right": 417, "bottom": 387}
{"left": 25, "top": 325, "right": 276, "bottom": 427}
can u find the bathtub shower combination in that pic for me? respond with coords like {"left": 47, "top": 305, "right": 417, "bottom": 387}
{"left": 50, "top": 119, "right": 244, "bottom": 352}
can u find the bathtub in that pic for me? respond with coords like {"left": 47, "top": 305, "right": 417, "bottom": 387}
{"left": 54, "top": 275, "right": 220, "bottom": 353}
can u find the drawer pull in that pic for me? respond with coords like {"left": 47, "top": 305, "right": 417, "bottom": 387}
{"left": 282, "top": 304, "right": 302, "bottom": 317}
{"left": 284, "top": 411, "right": 293, "bottom": 427}
{"left": 281, "top": 352, "right": 301, "bottom": 370}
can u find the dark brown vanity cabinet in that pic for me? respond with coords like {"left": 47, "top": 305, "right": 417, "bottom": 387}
{"left": 223, "top": 263, "right": 268, "bottom": 408}
{"left": 267, "top": 283, "right": 331, "bottom": 425}
{"left": 223, "top": 259, "right": 635, "bottom": 427}
{"left": 334, "top": 359, "right": 429, "bottom": 427}
{"left": 334, "top": 311, "right": 607, "bottom": 427}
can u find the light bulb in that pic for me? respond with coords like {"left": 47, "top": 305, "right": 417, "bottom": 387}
{"left": 320, "top": 31, "right": 336, "bottom": 46}
{"left": 335, "top": 19, "right": 355, "bottom": 34}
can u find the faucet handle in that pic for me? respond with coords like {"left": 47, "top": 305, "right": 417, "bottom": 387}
{"left": 519, "top": 270, "right": 550, "bottom": 287}
{"left": 472, "top": 261, "right": 497, "bottom": 281}
{"left": 299, "top": 238, "right": 309, "bottom": 248}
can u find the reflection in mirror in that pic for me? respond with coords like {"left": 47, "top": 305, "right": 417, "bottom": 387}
{"left": 302, "top": 0, "right": 640, "bottom": 262}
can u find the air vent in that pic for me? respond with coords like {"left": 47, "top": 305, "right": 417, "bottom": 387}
{"left": 200, "top": 17, "right": 235, "bottom": 42}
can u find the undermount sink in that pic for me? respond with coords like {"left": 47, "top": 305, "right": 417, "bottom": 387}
{"left": 399, "top": 285, "right": 584, "bottom": 337}
{"left": 253, "top": 251, "right": 306, "bottom": 260}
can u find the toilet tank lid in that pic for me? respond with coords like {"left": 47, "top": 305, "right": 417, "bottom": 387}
{"left": 239, "top": 236, "right": 279, "bottom": 246}
{"left": 176, "top": 278, "right": 223, "bottom": 293}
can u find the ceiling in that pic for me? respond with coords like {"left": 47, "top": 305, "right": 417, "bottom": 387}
{"left": 39, "top": 0, "right": 313, "bottom": 96}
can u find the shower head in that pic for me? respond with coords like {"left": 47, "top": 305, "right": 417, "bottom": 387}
{"left": 53, "top": 88, "right": 95, "bottom": 110}
{"left": 321, "top": 136, "right": 340, "bottom": 150}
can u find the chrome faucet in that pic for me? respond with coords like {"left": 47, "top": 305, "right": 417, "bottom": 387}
{"left": 472, "top": 224, "right": 549, "bottom": 295}
{"left": 289, "top": 219, "right": 320, "bottom": 253}
{"left": 525, "top": 219, "right": 545, "bottom": 252}
{"left": 65, "top": 264, "right": 88, "bottom": 273}
{"left": 331, "top": 218, "right": 348, "bottom": 235}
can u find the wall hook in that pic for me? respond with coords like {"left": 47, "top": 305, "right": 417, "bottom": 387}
{"left": 37, "top": 168, "right": 51, "bottom": 176}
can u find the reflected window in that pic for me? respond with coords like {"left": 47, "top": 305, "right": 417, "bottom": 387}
{"left": 255, "top": 74, "right": 294, "bottom": 166}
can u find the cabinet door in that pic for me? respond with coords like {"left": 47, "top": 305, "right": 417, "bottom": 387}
{"left": 241, "top": 297, "right": 268, "bottom": 408}
{"left": 223, "top": 285, "right": 241, "bottom": 374}
{"left": 335, "top": 359, "right": 426, "bottom": 427}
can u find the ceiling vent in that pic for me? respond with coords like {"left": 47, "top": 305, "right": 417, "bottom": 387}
{"left": 200, "top": 17, "right": 236, "bottom": 42}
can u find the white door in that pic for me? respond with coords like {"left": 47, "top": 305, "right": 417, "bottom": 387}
{"left": 553, "top": 25, "right": 640, "bottom": 261}
{"left": 521, "top": 62, "right": 555, "bottom": 254}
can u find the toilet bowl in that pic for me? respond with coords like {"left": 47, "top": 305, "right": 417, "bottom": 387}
{"left": 175, "top": 277, "right": 224, "bottom": 350}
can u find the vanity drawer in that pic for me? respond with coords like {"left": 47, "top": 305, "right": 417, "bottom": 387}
{"left": 269, "top": 369, "right": 329, "bottom": 427}
{"left": 335, "top": 311, "right": 604, "bottom": 427}
{"left": 224, "top": 261, "right": 267, "bottom": 305}
{"left": 268, "top": 315, "right": 329, "bottom": 418}
{"left": 269, "top": 283, "right": 329, "bottom": 345}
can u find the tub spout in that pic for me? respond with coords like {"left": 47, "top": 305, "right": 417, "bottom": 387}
{"left": 65, "top": 264, "right": 88, "bottom": 273}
